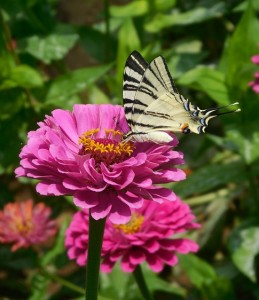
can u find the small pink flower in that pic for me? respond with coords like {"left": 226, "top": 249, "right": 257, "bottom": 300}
{"left": 65, "top": 197, "right": 200, "bottom": 272}
{"left": 251, "top": 55, "right": 259, "bottom": 65}
{"left": 0, "top": 199, "right": 57, "bottom": 251}
{"left": 248, "top": 72, "right": 259, "bottom": 94}
{"left": 15, "top": 105, "right": 186, "bottom": 224}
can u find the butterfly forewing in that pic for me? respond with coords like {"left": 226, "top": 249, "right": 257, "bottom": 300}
{"left": 123, "top": 51, "right": 148, "bottom": 126}
{"left": 122, "top": 51, "right": 240, "bottom": 143}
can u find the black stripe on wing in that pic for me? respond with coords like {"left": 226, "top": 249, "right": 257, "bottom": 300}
{"left": 155, "top": 56, "right": 179, "bottom": 94}
{"left": 126, "top": 51, "right": 148, "bottom": 74}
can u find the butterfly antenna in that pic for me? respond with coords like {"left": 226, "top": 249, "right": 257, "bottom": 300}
{"left": 113, "top": 114, "right": 126, "bottom": 133}
{"left": 204, "top": 102, "right": 241, "bottom": 115}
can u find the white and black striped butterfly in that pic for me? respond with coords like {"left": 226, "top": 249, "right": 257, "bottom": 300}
{"left": 122, "top": 51, "right": 240, "bottom": 143}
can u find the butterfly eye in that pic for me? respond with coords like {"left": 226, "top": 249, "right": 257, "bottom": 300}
{"left": 183, "top": 127, "right": 191, "bottom": 134}
{"left": 181, "top": 123, "right": 190, "bottom": 134}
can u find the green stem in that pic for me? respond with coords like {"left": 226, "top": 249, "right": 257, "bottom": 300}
{"left": 85, "top": 213, "right": 106, "bottom": 300}
{"left": 133, "top": 265, "right": 154, "bottom": 300}
{"left": 104, "top": 0, "right": 110, "bottom": 62}
{"left": 0, "top": 9, "right": 19, "bottom": 64}
{"left": 147, "top": 0, "right": 155, "bottom": 16}
{"left": 246, "top": 164, "right": 259, "bottom": 213}
{"left": 39, "top": 268, "right": 85, "bottom": 294}
{"left": 0, "top": 9, "right": 38, "bottom": 107}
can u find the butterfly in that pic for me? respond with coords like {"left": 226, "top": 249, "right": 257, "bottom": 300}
{"left": 122, "top": 50, "right": 240, "bottom": 143}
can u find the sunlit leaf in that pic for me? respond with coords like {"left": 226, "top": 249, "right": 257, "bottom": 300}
{"left": 219, "top": 2, "right": 259, "bottom": 96}
{"left": 116, "top": 18, "right": 140, "bottom": 96}
{"left": 44, "top": 64, "right": 112, "bottom": 105}
{"left": 145, "top": 2, "right": 226, "bottom": 32}
{"left": 227, "top": 128, "right": 259, "bottom": 164}
{"left": 88, "top": 85, "right": 110, "bottom": 104}
{"left": 228, "top": 225, "right": 259, "bottom": 282}
{"left": 233, "top": 0, "right": 259, "bottom": 12}
{"left": 100, "top": 265, "right": 136, "bottom": 300}
{"left": 110, "top": 0, "right": 176, "bottom": 17}
{"left": 177, "top": 66, "right": 230, "bottom": 105}
{"left": 22, "top": 33, "right": 79, "bottom": 64}
{"left": 110, "top": 0, "right": 148, "bottom": 17}
{"left": 179, "top": 254, "right": 217, "bottom": 288}
{"left": 0, "top": 65, "right": 43, "bottom": 90}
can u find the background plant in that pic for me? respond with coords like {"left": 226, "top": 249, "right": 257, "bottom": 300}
{"left": 0, "top": 0, "right": 259, "bottom": 299}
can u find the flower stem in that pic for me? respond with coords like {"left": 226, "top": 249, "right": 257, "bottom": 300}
{"left": 39, "top": 267, "right": 85, "bottom": 294}
{"left": 0, "top": 9, "right": 37, "bottom": 107}
{"left": 103, "top": 0, "right": 110, "bottom": 62}
{"left": 133, "top": 265, "right": 154, "bottom": 300}
{"left": 85, "top": 212, "right": 106, "bottom": 300}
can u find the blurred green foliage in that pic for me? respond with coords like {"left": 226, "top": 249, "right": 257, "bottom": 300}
{"left": 0, "top": 0, "right": 259, "bottom": 299}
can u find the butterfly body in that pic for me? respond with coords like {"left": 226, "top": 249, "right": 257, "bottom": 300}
{"left": 122, "top": 51, "right": 240, "bottom": 143}
{"left": 123, "top": 131, "right": 173, "bottom": 144}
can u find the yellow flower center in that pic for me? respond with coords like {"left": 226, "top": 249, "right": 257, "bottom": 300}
{"left": 114, "top": 213, "right": 144, "bottom": 234}
{"left": 78, "top": 129, "right": 134, "bottom": 166}
{"left": 16, "top": 219, "right": 33, "bottom": 235}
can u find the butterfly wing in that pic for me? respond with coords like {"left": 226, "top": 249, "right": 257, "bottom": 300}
{"left": 123, "top": 51, "right": 239, "bottom": 142}
{"left": 129, "top": 53, "right": 190, "bottom": 133}
{"left": 123, "top": 51, "right": 148, "bottom": 129}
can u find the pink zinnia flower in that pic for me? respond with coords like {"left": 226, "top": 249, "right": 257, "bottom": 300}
{"left": 0, "top": 199, "right": 57, "bottom": 251}
{"left": 248, "top": 72, "right": 259, "bottom": 94}
{"left": 251, "top": 55, "right": 259, "bottom": 65}
{"left": 15, "top": 105, "right": 186, "bottom": 224}
{"left": 65, "top": 197, "right": 199, "bottom": 272}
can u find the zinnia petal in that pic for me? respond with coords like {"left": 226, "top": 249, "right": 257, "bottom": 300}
{"left": 16, "top": 104, "right": 186, "bottom": 223}
{"left": 65, "top": 197, "right": 200, "bottom": 273}
{"left": 0, "top": 200, "right": 57, "bottom": 251}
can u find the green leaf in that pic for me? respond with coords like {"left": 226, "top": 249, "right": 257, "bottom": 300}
{"left": 29, "top": 273, "right": 50, "bottom": 300}
{"left": 0, "top": 65, "right": 43, "bottom": 90}
{"left": 79, "top": 27, "right": 117, "bottom": 62}
{"left": 40, "top": 217, "right": 69, "bottom": 266}
{"left": 110, "top": 0, "right": 148, "bottom": 17}
{"left": 228, "top": 226, "right": 259, "bottom": 282}
{"left": 145, "top": 2, "right": 226, "bottom": 32}
{"left": 22, "top": 33, "right": 79, "bottom": 64}
{"left": 177, "top": 66, "right": 230, "bottom": 105}
{"left": 0, "top": 88, "right": 26, "bottom": 119}
{"left": 0, "top": 112, "right": 25, "bottom": 169}
{"left": 173, "top": 160, "right": 245, "bottom": 198}
{"left": 142, "top": 266, "right": 186, "bottom": 296}
{"left": 110, "top": 0, "right": 176, "bottom": 17}
{"left": 179, "top": 254, "right": 217, "bottom": 288}
{"left": 168, "top": 52, "right": 207, "bottom": 79}
{"left": 100, "top": 265, "right": 135, "bottom": 300}
{"left": 219, "top": 2, "right": 259, "bottom": 96}
{"left": 201, "top": 277, "right": 235, "bottom": 300}
{"left": 44, "top": 64, "right": 112, "bottom": 106}
{"left": 233, "top": 0, "right": 259, "bottom": 13}
{"left": 88, "top": 85, "right": 110, "bottom": 104}
{"left": 189, "top": 189, "right": 235, "bottom": 248}
{"left": 226, "top": 128, "right": 259, "bottom": 164}
{"left": 116, "top": 18, "right": 140, "bottom": 95}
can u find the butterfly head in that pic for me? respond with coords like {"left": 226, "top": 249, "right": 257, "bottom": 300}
{"left": 181, "top": 123, "right": 191, "bottom": 134}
